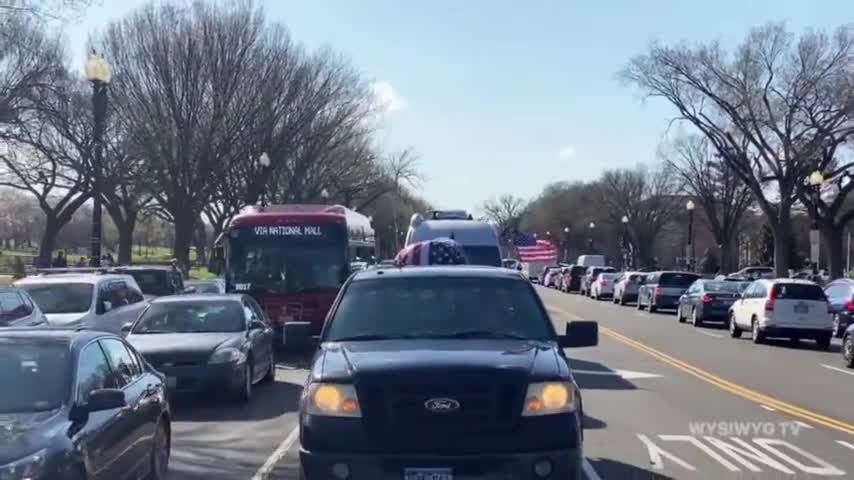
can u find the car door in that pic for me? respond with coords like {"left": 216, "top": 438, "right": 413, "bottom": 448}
{"left": 99, "top": 338, "right": 152, "bottom": 478}
{"left": 679, "top": 282, "right": 697, "bottom": 317}
{"left": 732, "top": 283, "right": 754, "bottom": 327}
{"left": 244, "top": 298, "right": 273, "bottom": 382}
{"left": 825, "top": 284, "right": 845, "bottom": 316}
{"left": 70, "top": 341, "right": 128, "bottom": 480}
{"left": 747, "top": 282, "right": 768, "bottom": 324}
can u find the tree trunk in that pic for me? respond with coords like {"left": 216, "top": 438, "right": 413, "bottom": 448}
{"left": 194, "top": 220, "right": 207, "bottom": 267}
{"left": 821, "top": 221, "right": 845, "bottom": 280}
{"left": 772, "top": 218, "right": 791, "bottom": 278}
{"left": 38, "top": 219, "right": 60, "bottom": 268}
{"left": 115, "top": 221, "right": 135, "bottom": 265}
{"left": 173, "top": 214, "right": 195, "bottom": 276}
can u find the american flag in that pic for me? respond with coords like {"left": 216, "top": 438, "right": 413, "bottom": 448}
{"left": 513, "top": 232, "right": 558, "bottom": 262}
{"left": 394, "top": 238, "right": 468, "bottom": 266}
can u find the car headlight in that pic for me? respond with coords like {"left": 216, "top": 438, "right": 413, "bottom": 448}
{"left": 0, "top": 449, "right": 47, "bottom": 480}
{"left": 208, "top": 347, "right": 246, "bottom": 364}
{"left": 522, "top": 382, "right": 575, "bottom": 416}
{"left": 304, "top": 383, "right": 362, "bottom": 417}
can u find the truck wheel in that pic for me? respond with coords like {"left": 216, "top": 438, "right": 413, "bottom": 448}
{"left": 692, "top": 308, "right": 703, "bottom": 327}
{"left": 844, "top": 335, "right": 854, "bottom": 368}
{"left": 816, "top": 335, "right": 831, "bottom": 351}
{"left": 648, "top": 303, "right": 657, "bottom": 313}
{"left": 637, "top": 298, "right": 645, "bottom": 310}
{"left": 751, "top": 318, "right": 764, "bottom": 344}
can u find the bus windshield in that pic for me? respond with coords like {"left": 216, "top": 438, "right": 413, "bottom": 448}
{"left": 229, "top": 243, "right": 347, "bottom": 293}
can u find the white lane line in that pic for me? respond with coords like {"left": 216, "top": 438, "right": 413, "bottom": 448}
{"left": 837, "top": 440, "right": 854, "bottom": 451}
{"left": 583, "top": 458, "right": 604, "bottom": 480}
{"left": 794, "top": 420, "right": 814, "bottom": 429}
{"left": 760, "top": 405, "right": 776, "bottom": 411}
{"left": 696, "top": 330, "right": 724, "bottom": 338}
{"left": 820, "top": 363, "right": 854, "bottom": 376}
{"left": 251, "top": 426, "right": 299, "bottom": 480}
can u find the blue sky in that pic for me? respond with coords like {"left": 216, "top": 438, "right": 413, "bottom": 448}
{"left": 67, "top": 0, "right": 849, "bottom": 211}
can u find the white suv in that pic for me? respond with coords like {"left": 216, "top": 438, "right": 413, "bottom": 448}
{"left": 728, "top": 279, "right": 833, "bottom": 349}
{"left": 14, "top": 273, "right": 148, "bottom": 334}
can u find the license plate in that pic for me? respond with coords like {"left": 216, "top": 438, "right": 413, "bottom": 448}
{"left": 794, "top": 304, "right": 809, "bottom": 314}
{"left": 165, "top": 377, "right": 177, "bottom": 388}
{"left": 404, "top": 468, "right": 453, "bottom": 480}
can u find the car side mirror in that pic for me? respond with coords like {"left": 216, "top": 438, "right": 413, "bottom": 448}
{"left": 86, "top": 388, "right": 126, "bottom": 412}
{"left": 121, "top": 322, "right": 132, "bottom": 334}
{"left": 558, "top": 321, "right": 598, "bottom": 348}
{"left": 249, "top": 319, "right": 266, "bottom": 330}
{"left": 183, "top": 286, "right": 197, "bottom": 294}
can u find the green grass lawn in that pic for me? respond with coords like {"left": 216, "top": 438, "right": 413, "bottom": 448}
{"left": 188, "top": 266, "right": 218, "bottom": 280}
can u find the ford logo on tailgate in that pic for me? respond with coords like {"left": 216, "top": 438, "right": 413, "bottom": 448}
{"left": 424, "top": 397, "right": 460, "bottom": 413}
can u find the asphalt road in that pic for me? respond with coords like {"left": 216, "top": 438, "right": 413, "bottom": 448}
{"left": 164, "top": 286, "right": 854, "bottom": 479}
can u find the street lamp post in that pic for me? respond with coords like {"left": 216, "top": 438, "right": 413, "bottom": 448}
{"left": 587, "top": 222, "right": 595, "bottom": 251}
{"left": 621, "top": 215, "right": 630, "bottom": 269}
{"left": 563, "top": 226, "right": 570, "bottom": 262}
{"left": 686, "top": 200, "right": 695, "bottom": 271}
{"left": 84, "top": 52, "right": 111, "bottom": 267}
{"left": 808, "top": 170, "right": 824, "bottom": 272}
{"left": 257, "top": 152, "right": 271, "bottom": 206}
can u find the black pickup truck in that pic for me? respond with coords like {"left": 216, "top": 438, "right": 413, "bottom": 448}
{"left": 299, "top": 265, "right": 598, "bottom": 480}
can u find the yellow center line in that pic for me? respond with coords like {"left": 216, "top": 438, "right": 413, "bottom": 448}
{"left": 551, "top": 306, "right": 854, "bottom": 436}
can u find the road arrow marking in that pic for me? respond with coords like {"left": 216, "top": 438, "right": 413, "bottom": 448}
{"left": 573, "top": 368, "right": 663, "bottom": 380}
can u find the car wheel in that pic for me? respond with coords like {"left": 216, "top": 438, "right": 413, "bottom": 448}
{"left": 146, "top": 421, "right": 170, "bottom": 480}
{"left": 637, "top": 297, "right": 645, "bottom": 310}
{"left": 843, "top": 335, "right": 854, "bottom": 368}
{"left": 235, "top": 362, "right": 253, "bottom": 403}
{"left": 677, "top": 306, "right": 685, "bottom": 323}
{"left": 261, "top": 350, "right": 275, "bottom": 384}
{"left": 751, "top": 318, "right": 764, "bottom": 344}
{"left": 692, "top": 308, "right": 703, "bottom": 327}
{"left": 649, "top": 303, "right": 657, "bottom": 313}
{"left": 816, "top": 335, "right": 831, "bottom": 351}
{"left": 833, "top": 315, "right": 842, "bottom": 338}
{"left": 729, "top": 313, "right": 742, "bottom": 338}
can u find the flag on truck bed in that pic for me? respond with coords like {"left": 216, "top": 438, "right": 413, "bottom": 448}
{"left": 395, "top": 238, "right": 468, "bottom": 266}
{"left": 513, "top": 232, "right": 557, "bottom": 262}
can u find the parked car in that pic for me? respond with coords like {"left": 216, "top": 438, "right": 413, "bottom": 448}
{"left": 0, "top": 287, "right": 48, "bottom": 327}
{"left": 731, "top": 266, "right": 775, "bottom": 280}
{"left": 298, "top": 265, "right": 598, "bottom": 479}
{"left": 14, "top": 273, "right": 148, "bottom": 333}
{"left": 823, "top": 278, "right": 854, "bottom": 337}
{"left": 0, "top": 328, "right": 171, "bottom": 480}
{"left": 637, "top": 271, "right": 701, "bottom": 313}
{"left": 612, "top": 271, "right": 644, "bottom": 305}
{"left": 842, "top": 324, "right": 853, "bottom": 368}
{"left": 580, "top": 266, "right": 616, "bottom": 297}
{"left": 542, "top": 266, "right": 562, "bottom": 288}
{"left": 591, "top": 272, "right": 618, "bottom": 300}
{"left": 728, "top": 279, "right": 833, "bottom": 349}
{"left": 676, "top": 280, "right": 744, "bottom": 327}
{"left": 124, "top": 294, "right": 276, "bottom": 402}
{"left": 561, "top": 265, "right": 587, "bottom": 293}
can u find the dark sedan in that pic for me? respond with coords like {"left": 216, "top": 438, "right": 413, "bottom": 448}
{"left": 676, "top": 280, "right": 746, "bottom": 327}
{"left": 124, "top": 294, "right": 275, "bottom": 403}
{"left": 637, "top": 271, "right": 700, "bottom": 312}
{"left": 824, "top": 279, "right": 854, "bottom": 337}
{"left": 0, "top": 287, "right": 48, "bottom": 327}
{"left": 0, "top": 328, "right": 170, "bottom": 480}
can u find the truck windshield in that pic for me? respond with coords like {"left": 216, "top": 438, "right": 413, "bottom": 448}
{"left": 461, "top": 246, "right": 502, "bottom": 267}
{"left": 326, "top": 276, "right": 553, "bottom": 341}
{"left": 229, "top": 244, "right": 347, "bottom": 292}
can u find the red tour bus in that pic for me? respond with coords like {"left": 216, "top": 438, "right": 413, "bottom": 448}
{"left": 212, "top": 204, "right": 375, "bottom": 349}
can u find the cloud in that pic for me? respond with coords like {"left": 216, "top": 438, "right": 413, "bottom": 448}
{"left": 557, "top": 145, "right": 576, "bottom": 159}
{"left": 371, "top": 81, "right": 408, "bottom": 113}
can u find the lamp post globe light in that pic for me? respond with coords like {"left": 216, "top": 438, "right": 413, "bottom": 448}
{"left": 84, "top": 52, "right": 111, "bottom": 267}
{"left": 321, "top": 188, "right": 330, "bottom": 201}
{"left": 587, "top": 222, "right": 595, "bottom": 251}
{"left": 257, "top": 152, "right": 271, "bottom": 205}
{"left": 562, "top": 226, "right": 570, "bottom": 262}
{"left": 808, "top": 170, "right": 825, "bottom": 271}
{"left": 621, "top": 215, "right": 630, "bottom": 269}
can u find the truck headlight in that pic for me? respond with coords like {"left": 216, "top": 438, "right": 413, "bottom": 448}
{"left": 522, "top": 382, "right": 574, "bottom": 416}
{"left": 0, "top": 449, "right": 47, "bottom": 480}
{"left": 208, "top": 347, "right": 246, "bottom": 364}
{"left": 305, "top": 383, "right": 362, "bottom": 417}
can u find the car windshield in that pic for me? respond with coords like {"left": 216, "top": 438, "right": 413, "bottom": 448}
{"left": 326, "top": 276, "right": 553, "bottom": 341}
{"left": 462, "top": 246, "right": 501, "bottom": 267}
{"left": 571, "top": 266, "right": 587, "bottom": 276}
{"left": 133, "top": 301, "right": 245, "bottom": 333}
{"left": 18, "top": 283, "right": 93, "bottom": 314}
{"left": 124, "top": 270, "right": 173, "bottom": 296}
{"left": 703, "top": 281, "right": 744, "bottom": 293}
{"left": 0, "top": 291, "right": 33, "bottom": 322}
{"left": 0, "top": 339, "right": 70, "bottom": 413}
{"left": 230, "top": 243, "right": 347, "bottom": 292}
{"left": 659, "top": 273, "right": 700, "bottom": 287}
{"left": 772, "top": 283, "right": 826, "bottom": 301}
{"left": 189, "top": 282, "right": 223, "bottom": 294}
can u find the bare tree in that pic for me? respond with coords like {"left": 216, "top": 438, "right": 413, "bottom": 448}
{"left": 620, "top": 23, "right": 854, "bottom": 276}
{"left": 481, "top": 194, "right": 528, "bottom": 238}
{"left": 661, "top": 134, "right": 754, "bottom": 272}
{"left": 597, "top": 165, "right": 680, "bottom": 267}
{"left": 100, "top": 2, "right": 293, "bottom": 271}
{"left": 0, "top": 0, "right": 93, "bottom": 21}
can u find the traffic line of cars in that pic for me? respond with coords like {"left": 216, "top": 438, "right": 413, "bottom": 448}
{"left": 0, "top": 268, "right": 272, "bottom": 480}
{"left": 544, "top": 266, "right": 854, "bottom": 369}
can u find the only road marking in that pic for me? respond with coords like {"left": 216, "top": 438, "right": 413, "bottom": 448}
{"left": 251, "top": 426, "right": 299, "bottom": 480}
{"left": 573, "top": 368, "right": 663, "bottom": 380}
{"left": 820, "top": 364, "right": 854, "bottom": 376}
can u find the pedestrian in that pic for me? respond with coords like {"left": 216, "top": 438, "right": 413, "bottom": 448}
{"left": 51, "top": 251, "right": 68, "bottom": 268}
